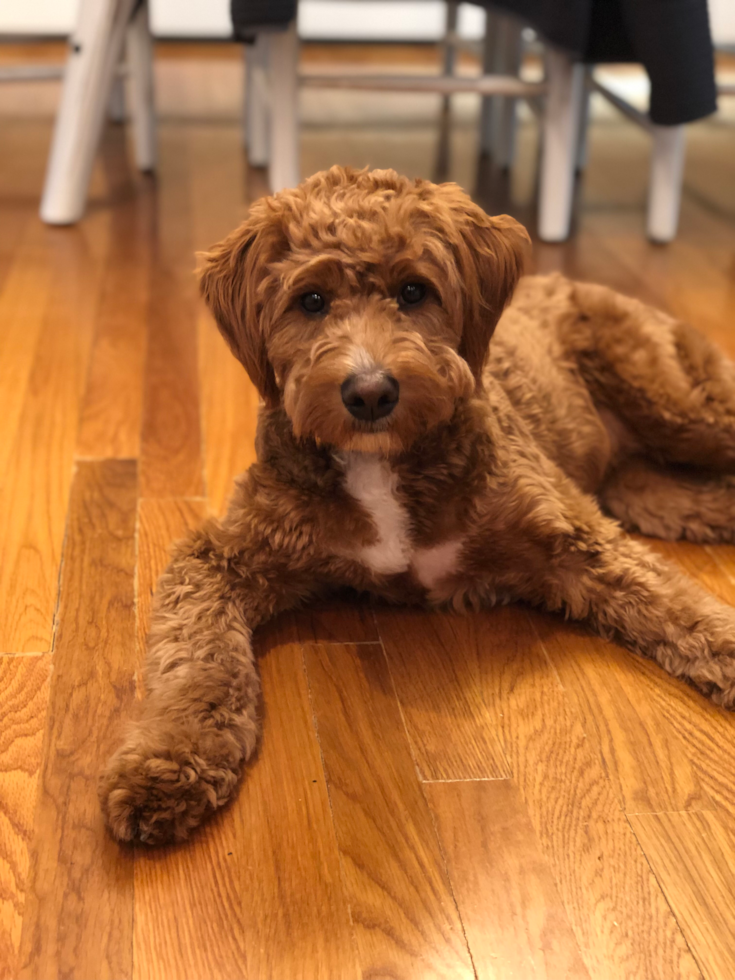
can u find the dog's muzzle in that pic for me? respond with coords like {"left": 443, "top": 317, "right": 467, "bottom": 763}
{"left": 341, "top": 372, "right": 399, "bottom": 422}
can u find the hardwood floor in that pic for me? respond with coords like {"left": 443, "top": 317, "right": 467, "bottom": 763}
{"left": 1, "top": 40, "right": 735, "bottom": 980}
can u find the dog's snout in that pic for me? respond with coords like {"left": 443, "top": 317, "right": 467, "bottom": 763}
{"left": 341, "top": 373, "right": 400, "bottom": 422}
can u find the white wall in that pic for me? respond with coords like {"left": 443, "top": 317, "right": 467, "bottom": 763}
{"left": 0, "top": 0, "right": 730, "bottom": 44}
{"left": 0, "top": 1, "right": 484, "bottom": 40}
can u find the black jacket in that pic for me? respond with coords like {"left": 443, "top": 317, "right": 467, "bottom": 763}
{"left": 485, "top": 0, "right": 716, "bottom": 123}
{"left": 230, "top": 0, "right": 717, "bottom": 125}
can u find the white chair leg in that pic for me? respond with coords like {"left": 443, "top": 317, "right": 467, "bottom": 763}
{"left": 127, "top": 0, "right": 156, "bottom": 172}
{"left": 245, "top": 34, "right": 270, "bottom": 166}
{"left": 40, "top": 0, "right": 137, "bottom": 224}
{"left": 268, "top": 21, "right": 299, "bottom": 192}
{"left": 538, "top": 47, "right": 585, "bottom": 243}
{"left": 646, "top": 124, "right": 685, "bottom": 243}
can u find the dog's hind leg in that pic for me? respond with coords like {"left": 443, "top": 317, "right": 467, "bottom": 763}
{"left": 601, "top": 456, "right": 735, "bottom": 543}
{"left": 569, "top": 281, "right": 735, "bottom": 471}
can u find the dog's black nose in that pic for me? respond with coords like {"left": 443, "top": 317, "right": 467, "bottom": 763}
{"left": 341, "top": 373, "right": 399, "bottom": 421}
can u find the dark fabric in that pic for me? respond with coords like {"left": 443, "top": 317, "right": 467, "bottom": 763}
{"left": 231, "top": 0, "right": 296, "bottom": 38}
{"left": 479, "top": 0, "right": 717, "bottom": 123}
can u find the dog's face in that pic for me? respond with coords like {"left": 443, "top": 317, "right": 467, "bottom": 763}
{"left": 200, "top": 166, "right": 529, "bottom": 454}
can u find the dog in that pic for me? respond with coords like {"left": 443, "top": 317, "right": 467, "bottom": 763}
{"left": 100, "top": 165, "right": 735, "bottom": 844}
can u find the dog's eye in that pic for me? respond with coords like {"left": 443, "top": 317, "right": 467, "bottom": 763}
{"left": 300, "top": 291, "right": 326, "bottom": 314}
{"left": 399, "top": 283, "right": 426, "bottom": 306}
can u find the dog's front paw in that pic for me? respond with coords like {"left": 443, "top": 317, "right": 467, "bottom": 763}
{"left": 99, "top": 732, "right": 240, "bottom": 845}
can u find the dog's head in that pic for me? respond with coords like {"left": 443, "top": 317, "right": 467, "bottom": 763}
{"left": 200, "top": 166, "right": 529, "bottom": 454}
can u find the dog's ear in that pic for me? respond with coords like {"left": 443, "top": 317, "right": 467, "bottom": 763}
{"left": 198, "top": 210, "right": 282, "bottom": 407}
{"left": 457, "top": 210, "right": 530, "bottom": 381}
{"left": 435, "top": 188, "right": 530, "bottom": 381}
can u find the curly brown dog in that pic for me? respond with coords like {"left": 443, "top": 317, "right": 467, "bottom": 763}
{"left": 100, "top": 165, "right": 735, "bottom": 844}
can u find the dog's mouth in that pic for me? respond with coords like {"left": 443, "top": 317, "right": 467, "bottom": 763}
{"left": 347, "top": 415, "right": 395, "bottom": 433}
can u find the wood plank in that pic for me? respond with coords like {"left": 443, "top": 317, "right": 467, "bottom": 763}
{"left": 378, "top": 605, "right": 701, "bottom": 979}
{"left": 304, "top": 641, "right": 475, "bottom": 980}
{"left": 0, "top": 203, "right": 33, "bottom": 299}
{"left": 629, "top": 810, "right": 735, "bottom": 980}
{"left": 77, "top": 187, "right": 153, "bottom": 459}
{"left": 532, "top": 615, "right": 712, "bottom": 814}
{"left": 17, "top": 461, "right": 138, "bottom": 980}
{"left": 613, "top": 648, "right": 735, "bottom": 815}
{"left": 374, "top": 605, "right": 510, "bottom": 780}
{"left": 187, "top": 126, "right": 260, "bottom": 518}
{"left": 483, "top": 606, "right": 701, "bottom": 980}
{"left": 0, "top": 216, "right": 109, "bottom": 652}
{"left": 237, "top": 623, "right": 360, "bottom": 980}
{"left": 0, "top": 656, "right": 51, "bottom": 980}
{"left": 0, "top": 222, "right": 53, "bottom": 484}
{"left": 132, "top": 498, "right": 251, "bottom": 980}
{"left": 198, "top": 309, "right": 260, "bottom": 516}
{"left": 286, "top": 594, "right": 380, "bottom": 644}
{"left": 644, "top": 538, "right": 735, "bottom": 607}
{"left": 629, "top": 538, "right": 735, "bottom": 813}
{"left": 134, "top": 498, "right": 207, "bottom": 662}
{"left": 139, "top": 130, "right": 204, "bottom": 498}
{"left": 425, "top": 779, "right": 591, "bottom": 980}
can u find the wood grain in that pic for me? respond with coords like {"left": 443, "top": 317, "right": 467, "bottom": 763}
{"left": 0, "top": 656, "right": 51, "bottom": 980}
{"left": 2, "top": 42, "right": 735, "bottom": 980}
{"left": 133, "top": 497, "right": 250, "bottom": 980}
{"left": 286, "top": 593, "right": 380, "bottom": 644}
{"left": 17, "top": 461, "right": 137, "bottom": 980}
{"left": 0, "top": 222, "right": 53, "bottom": 485}
{"left": 485, "top": 606, "right": 701, "bottom": 980}
{"left": 135, "top": 498, "right": 207, "bottom": 661}
{"left": 198, "top": 311, "right": 259, "bottom": 516}
{"left": 629, "top": 810, "right": 735, "bottom": 980}
{"left": 188, "top": 126, "right": 260, "bottom": 518}
{"left": 77, "top": 187, "right": 153, "bottom": 459}
{"left": 628, "top": 539, "right": 735, "bottom": 812}
{"left": 532, "top": 615, "right": 711, "bottom": 814}
{"left": 373, "top": 605, "right": 510, "bottom": 780}
{"left": 643, "top": 537, "right": 735, "bottom": 606}
{"left": 0, "top": 217, "right": 108, "bottom": 652}
{"left": 238, "top": 622, "right": 359, "bottom": 980}
{"left": 612, "top": 639, "right": 735, "bottom": 815}
{"left": 304, "top": 641, "right": 475, "bottom": 980}
{"left": 425, "top": 778, "right": 591, "bottom": 980}
{"left": 379, "top": 605, "right": 701, "bottom": 979}
{"left": 139, "top": 130, "right": 204, "bottom": 499}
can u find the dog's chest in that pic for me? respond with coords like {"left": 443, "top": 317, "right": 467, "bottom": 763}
{"left": 337, "top": 453, "right": 464, "bottom": 590}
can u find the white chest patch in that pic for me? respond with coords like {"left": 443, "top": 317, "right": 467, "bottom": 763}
{"left": 340, "top": 452, "right": 412, "bottom": 575}
{"left": 412, "top": 538, "right": 465, "bottom": 591}
{"left": 337, "top": 452, "right": 465, "bottom": 589}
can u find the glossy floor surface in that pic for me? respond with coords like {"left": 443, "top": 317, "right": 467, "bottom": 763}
{"left": 1, "top": 40, "right": 735, "bottom": 980}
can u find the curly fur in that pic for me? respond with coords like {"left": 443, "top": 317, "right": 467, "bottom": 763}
{"left": 100, "top": 166, "right": 735, "bottom": 844}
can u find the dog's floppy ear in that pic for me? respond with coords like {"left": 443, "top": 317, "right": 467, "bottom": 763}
{"left": 198, "top": 208, "right": 282, "bottom": 406}
{"left": 435, "top": 187, "right": 530, "bottom": 381}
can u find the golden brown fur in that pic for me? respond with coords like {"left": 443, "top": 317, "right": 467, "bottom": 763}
{"left": 100, "top": 166, "right": 735, "bottom": 844}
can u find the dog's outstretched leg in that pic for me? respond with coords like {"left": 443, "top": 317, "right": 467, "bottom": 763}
{"left": 519, "top": 502, "right": 735, "bottom": 708}
{"left": 99, "top": 519, "right": 314, "bottom": 844}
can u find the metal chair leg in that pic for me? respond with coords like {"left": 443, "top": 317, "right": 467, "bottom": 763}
{"left": 268, "top": 21, "right": 300, "bottom": 192}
